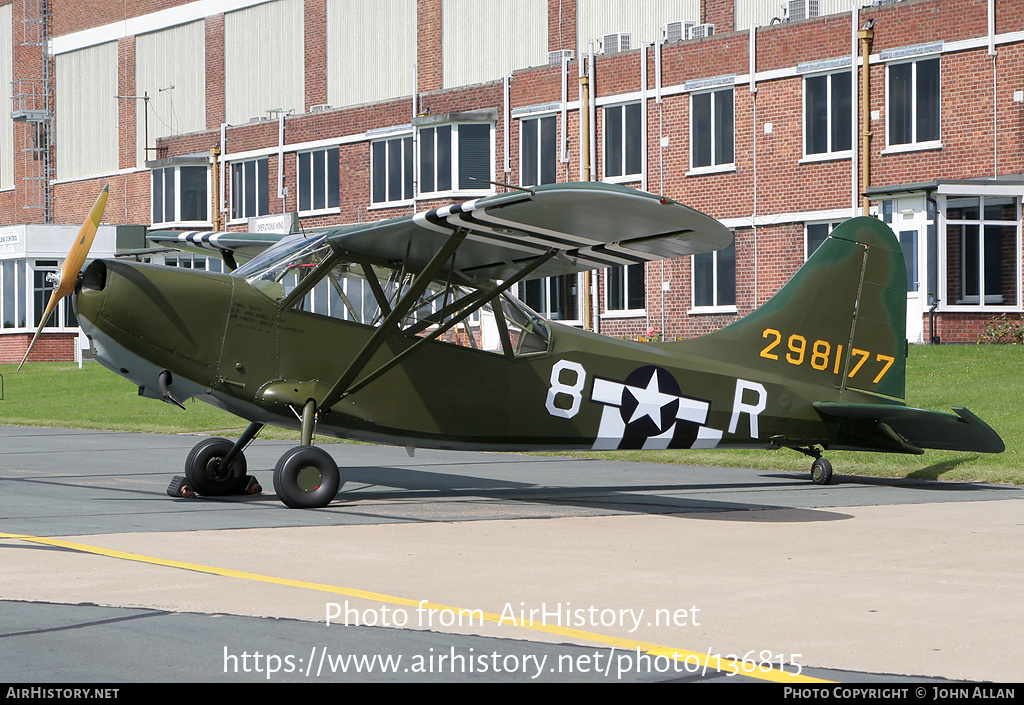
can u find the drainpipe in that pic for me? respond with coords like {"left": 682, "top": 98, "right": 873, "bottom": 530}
{"left": 579, "top": 50, "right": 593, "bottom": 332}
{"left": 210, "top": 145, "right": 221, "bottom": 231}
{"left": 859, "top": 21, "right": 874, "bottom": 215}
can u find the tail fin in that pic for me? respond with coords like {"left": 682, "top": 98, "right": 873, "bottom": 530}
{"left": 673, "top": 217, "right": 908, "bottom": 399}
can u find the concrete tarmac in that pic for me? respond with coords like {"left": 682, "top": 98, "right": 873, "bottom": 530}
{"left": 0, "top": 426, "right": 1021, "bottom": 683}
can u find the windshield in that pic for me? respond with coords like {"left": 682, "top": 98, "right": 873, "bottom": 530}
{"left": 232, "top": 234, "right": 333, "bottom": 301}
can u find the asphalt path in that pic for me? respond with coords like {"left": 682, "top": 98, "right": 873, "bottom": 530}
{"left": 0, "top": 426, "right": 1021, "bottom": 684}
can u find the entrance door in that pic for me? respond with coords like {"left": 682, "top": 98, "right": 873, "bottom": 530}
{"left": 881, "top": 197, "right": 928, "bottom": 344}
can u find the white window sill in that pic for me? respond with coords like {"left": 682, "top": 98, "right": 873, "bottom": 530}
{"left": 151, "top": 221, "right": 213, "bottom": 229}
{"left": 881, "top": 141, "right": 943, "bottom": 156}
{"left": 601, "top": 309, "right": 646, "bottom": 319}
{"left": 799, "top": 151, "right": 853, "bottom": 164}
{"left": 688, "top": 305, "right": 738, "bottom": 315}
{"left": 602, "top": 174, "right": 642, "bottom": 185}
{"left": 686, "top": 164, "right": 736, "bottom": 177}
{"left": 298, "top": 207, "right": 342, "bottom": 217}
{"left": 368, "top": 201, "right": 414, "bottom": 211}
{"left": 418, "top": 189, "right": 495, "bottom": 200}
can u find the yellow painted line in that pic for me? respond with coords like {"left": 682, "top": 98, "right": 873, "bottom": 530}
{"left": 1, "top": 532, "right": 829, "bottom": 683}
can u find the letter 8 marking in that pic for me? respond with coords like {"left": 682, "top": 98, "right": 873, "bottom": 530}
{"left": 546, "top": 360, "right": 586, "bottom": 419}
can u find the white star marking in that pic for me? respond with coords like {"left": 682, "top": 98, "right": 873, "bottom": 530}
{"left": 627, "top": 371, "right": 678, "bottom": 428}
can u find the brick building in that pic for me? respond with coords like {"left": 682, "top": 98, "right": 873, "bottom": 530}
{"left": 1, "top": 0, "right": 1022, "bottom": 363}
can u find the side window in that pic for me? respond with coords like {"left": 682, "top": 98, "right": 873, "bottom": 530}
{"left": 418, "top": 123, "right": 493, "bottom": 195}
{"left": 521, "top": 274, "right": 581, "bottom": 322}
{"left": 692, "top": 241, "right": 736, "bottom": 309}
{"left": 152, "top": 165, "right": 209, "bottom": 225}
{"left": 298, "top": 147, "right": 340, "bottom": 213}
{"left": 521, "top": 115, "right": 557, "bottom": 187}
{"left": 887, "top": 57, "right": 940, "bottom": 148}
{"left": 603, "top": 103, "right": 641, "bottom": 181}
{"left": 805, "top": 222, "right": 841, "bottom": 259}
{"left": 231, "top": 158, "right": 269, "bottom": 220}
{"left": 606, "top": 263, "right": 645, "bottom": 313}
{"left": 371, "top": 136, "right": 413, "bottom": 205}
{"left": 804, "top": 71, "right": 852, "bottom": 157}
{"left": 691, "top": 88, "right": 734, "bottom": 170}
{"left": 945, "top": 196, "right": 1019, "bottom": 307}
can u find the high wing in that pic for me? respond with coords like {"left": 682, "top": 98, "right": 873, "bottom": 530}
{"left": 151, "top": 183, "right": 731, "bottom": 279}
{"left": 146, "top": 230, "right": 285, "bottom": 267}
{"left": 322, "top": 182, "right": 732, "bottom": 281}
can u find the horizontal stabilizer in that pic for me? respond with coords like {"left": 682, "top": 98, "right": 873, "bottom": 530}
{"left": 814, "top": 402, "right": 1005, "bottom": 454}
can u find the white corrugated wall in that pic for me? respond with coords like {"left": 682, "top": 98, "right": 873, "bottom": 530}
{"left": 577, "top": 0, "right": 699, "bottom": 55}
{"left": 736, "top": 0, "right": 859, "bottom": 31}
{"left": 442, "top": 0, "right": 547, "bottom": 89}
{"left": 224, "top": 0, "right": 305, "bottom": 124}
{"left": 327, "top": 0, "right": 417, "bottom": 109}
{"left": 55, "top": 41, "right": 118, "bottom": 180}
{"left": 136, "top": 21, "right": 206, "bottom": 169}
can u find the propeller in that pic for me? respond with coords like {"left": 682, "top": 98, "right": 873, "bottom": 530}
{"left": 17, "top": 184, "right": 110, "bottom": 371}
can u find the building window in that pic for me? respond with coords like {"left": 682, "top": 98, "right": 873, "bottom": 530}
{"left": 371, "top": 137, "right": 413, "bottom": 205}
{"left": 231, "top": 158, "right": 269, "bottom": 220}
{"left": 521, "top": 115, "right": 557, "bottom": 187}
{"left": 804, "top": 71, "right": 852, "bottom": 157}
{"left": 152, "top": 166, "right": 209, "bottom": 225}
{"left": 162, "top": 254, "right": 225, "bottom": 273}
{"left": 298, "top": 147, "right": 340, "bottom": 213}
{"left": 521, "top": 274, "right": 580, "bottom": 322}
{"left": 887, "top": 57, "right": 940, "bottom": 148}
{"left": 606, "top": 263, "right": 645, "bottom": 313}
{"left": 806, "top": 222, "right": 842, "bottom": 259}
{"left": 692, "top": 241, "right": 736, "bottom": 309}
{"left": 1, "top": 260, "right": 26, "bottom": 329}
{"left": 944, "top": 196, "right": 1019, "bottom": 308}
{"left": 603, "top": 103, "right": 642, "bottom": 180}
{"left": 32, "top": 260, "right": 75, "bottom": 329}
{"left": 691, "top": 88, "right": 734, "bottom": 170}
{"left": 419, "top": 123, "right": 493, "bottom": 195}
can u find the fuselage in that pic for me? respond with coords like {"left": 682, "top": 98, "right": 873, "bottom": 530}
{"left": 75, "top": 257, "right": 884, "bottom": 453}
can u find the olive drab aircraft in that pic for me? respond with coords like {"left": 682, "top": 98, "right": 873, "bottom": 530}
{"left": 22, "top": 182, "right": 1004, "bottom": 508}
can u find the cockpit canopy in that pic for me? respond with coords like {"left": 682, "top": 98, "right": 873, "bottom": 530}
{"left": 233, "top": 233, "right": 550, "bottom": 357}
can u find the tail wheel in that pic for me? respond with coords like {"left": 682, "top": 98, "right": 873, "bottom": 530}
{"left": 273, "top": 446, "right": 341, "bottom": 509}
{"left": 811, "top": 457, "right": 834, "bottom": 485}
{"left": 184, "top": 437, "right": 249, "bottom": 496}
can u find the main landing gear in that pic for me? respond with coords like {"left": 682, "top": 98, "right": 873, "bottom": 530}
{"left": 173, "top": 402, "right": 343, "bottom": 508}
{"left": 789, "top": 445, "right": 835, "bottom": 485}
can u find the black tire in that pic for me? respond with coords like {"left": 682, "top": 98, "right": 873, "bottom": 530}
{"left": 184, "top": 437, "right": 249, "bottom": 496}
{"left": 273, "top": 446, "right": 340, "bottom": 509}
{"left": 811, "top": 457, "right": 834, "bottom": 485}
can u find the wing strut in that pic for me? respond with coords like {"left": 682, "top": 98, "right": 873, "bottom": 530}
{"left": 318, "top": 228, "right": 469, "bottom": 410}
{"left": 339, "top": 248, "right": 558, "bottom": 399}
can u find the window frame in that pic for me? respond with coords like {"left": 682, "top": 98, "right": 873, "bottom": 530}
{"left": 884, "top": 56, "right": 941, "bottom": 153}
{"left": 297, "top": 146, "right": 340, "bottom": 215}
{"left": 520, "top": 114, "right": 558, "bottom": 188}
{"left": 230, "top": 157, "right": 270, "bottom": 222}
{"left": 602, "top": 102, "right": 642, "bottom": 183}
{"left": 690, "top": 241, "right": 737, "bottom": 314}
{"left": 151, "top": 165, "right": 211, "bottom": 227}
{"left": 805, "top": 221, "right": 842, "bottom": 260}
{"left": 801, "top": 70, "right": 853, "bottom": 162}
{"left": 603, "top": 263, "right": 646, "bottom": 317}
{"left": 688, "top": 87, "right": 735, "bottom": 175}
{"left": 370, "top": 135, "right": 414, "bottom": 208}
{"left": 417, "top": 122, "right": 495, "bottom": 198}
{"left": 519, "top": 273, "right": 583, "bottom": 325}
{"left": 939, "top": 194, "right": 1021, "bottom": 312}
